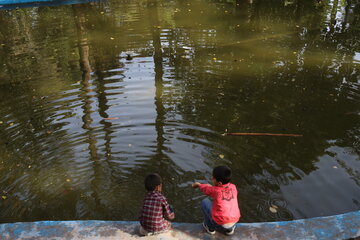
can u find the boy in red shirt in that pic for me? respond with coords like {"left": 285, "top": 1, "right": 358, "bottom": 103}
{"left": 139, "top": 173, "right": 175, "bottom": 236}
{"left": 192, "top": 166, "right": 240, "bottom": 235}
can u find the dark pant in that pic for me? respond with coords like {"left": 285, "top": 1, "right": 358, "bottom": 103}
{"left": 201, "top": 198, "right": 235, "bottom": 232}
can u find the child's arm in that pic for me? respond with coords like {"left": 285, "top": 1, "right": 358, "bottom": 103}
{"left": 192, "top": 182, "right": 211, "bottom": 188}
{"left": 191, "top": 182, "right": 201, "bottom": 188}
{"left": 161, "top": 197, "right": 175, "bottom": 220}
{"left": 192, "top": 182, "right": 215, "bottom": 196}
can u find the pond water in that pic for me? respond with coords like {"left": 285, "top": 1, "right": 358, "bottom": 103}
{"left": 0, "top": 0, "right": 359, "bottom": 223}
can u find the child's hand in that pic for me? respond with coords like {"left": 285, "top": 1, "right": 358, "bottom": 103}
{"left": 192, "top": 182, "right": 201, "bottom": 188}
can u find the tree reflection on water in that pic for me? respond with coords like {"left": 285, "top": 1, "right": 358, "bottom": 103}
{"left": 0, "top": 0, "right": 359, "bottom": 223}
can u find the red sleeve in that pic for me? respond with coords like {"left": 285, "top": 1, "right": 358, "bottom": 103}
{"left": 199, "top": 184, "right": 216, "bottom": 197}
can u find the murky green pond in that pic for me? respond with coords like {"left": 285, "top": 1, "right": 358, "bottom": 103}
{"left": 0, "top": 0, "right": 359, "bottom": 223}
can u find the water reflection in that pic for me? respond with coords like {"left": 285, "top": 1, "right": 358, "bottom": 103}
{"left": 0, "top": 0, "right": 359, "bottom": 223}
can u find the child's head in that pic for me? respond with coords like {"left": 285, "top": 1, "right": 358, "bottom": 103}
{"left": 144, "top": 173, "right": 162, "bottom": 191}
{"left": 212, "top": 166, "right": 231, "bottom": 185}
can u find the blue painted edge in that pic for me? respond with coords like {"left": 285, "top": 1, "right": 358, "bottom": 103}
{"left": 0, "top": 0, "right": 54, "bottom": 4}
{"left": 0, "top": 210, "right": 359, "bottom": 239}
{"left": 0, "top": 0, "right": 97, "bottom": 10}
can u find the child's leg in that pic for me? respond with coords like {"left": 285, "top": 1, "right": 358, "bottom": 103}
{"left": 201, "top": 198, "right": 216, "bottom": 230}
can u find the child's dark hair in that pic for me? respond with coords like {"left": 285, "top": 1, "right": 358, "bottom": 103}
{"left": 213, "top": 166, "right": 231, "bottom": 184}
{"left": 144, "top": 173, "right": 162, "bottom": 191}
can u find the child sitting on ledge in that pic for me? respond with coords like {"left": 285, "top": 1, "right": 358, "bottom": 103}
{"left": 192, "top": 166, "right": 240, "bottom": 236}
{"left": 139, "top": 173, "right": 175, "bottom": 236}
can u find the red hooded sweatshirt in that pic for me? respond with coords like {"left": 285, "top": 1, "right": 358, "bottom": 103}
{"left": 199, "top": 183, "right": 240, "bottom": 225}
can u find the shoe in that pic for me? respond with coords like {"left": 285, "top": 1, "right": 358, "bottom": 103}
{"left": 202, "top": 222, "right": 216, "bottom": 235}
{"left": 224, "top": 225, "right": 235, "bottom": 236}
{"left": 139, "top": 226, "right": 153, "bottom": 236}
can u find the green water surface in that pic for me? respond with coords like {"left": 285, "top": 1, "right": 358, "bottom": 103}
{"left": 0, "top": 0, "right": 359, "bottom": 223}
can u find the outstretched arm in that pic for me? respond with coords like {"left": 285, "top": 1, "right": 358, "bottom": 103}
{"left": 192, "top": 182, "right": 215, "bottom": 197}
{"left": 192, "top": 182, "right": 201, "bottom": 188}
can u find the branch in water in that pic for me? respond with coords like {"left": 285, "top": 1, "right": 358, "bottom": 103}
{"left": 222, "top": 133, "right": 303, "bottom": 137}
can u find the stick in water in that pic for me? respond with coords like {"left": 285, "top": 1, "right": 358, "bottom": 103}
{"left": 222, "top": 133, "right": 303, "bottom": 137}
{"left": 103, "top": 117, "right": 119, "bottom": 120}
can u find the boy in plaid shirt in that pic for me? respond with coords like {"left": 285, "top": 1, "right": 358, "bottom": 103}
{"left": 139, "top": 173, "right": 175, "bottom": 236}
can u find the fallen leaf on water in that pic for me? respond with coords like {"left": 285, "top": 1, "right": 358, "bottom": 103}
{"left": 66, "top": 179, "right": 71, "bottom": 182}
{"left": 1, "top": 196, "right": 6, "bottom": 200}
{"left": 271, "top": 204, "right": 278, "bottom": 209}
{"left": 28, "top": 165, "right": 32, "bottom": 168}
{"left": 219, "top": 154, "right": 225, "bottom": 159}
{"left": 9, "top": 123, "right": 14, "bottom": 126}
{"left": 0, "top": 121, "right": 2, "bottom": 124}
{"left": 269, "top": 206, "right": 277, "bottom": 213}
{"left": 110, "top": 37, "right": 115, "bottom": 40}
{"left": 333, "top": 166, "right": 338, "bottom": 169}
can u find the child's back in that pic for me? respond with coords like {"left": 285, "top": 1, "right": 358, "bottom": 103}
{"left": 139, "top": 173, "right": 174, "bottom": 235}
{"left": 192, "top": 166, "right": 240, "bottom": 235}
{"left": 199, "top": 181, "right": 240, "bottom": 225}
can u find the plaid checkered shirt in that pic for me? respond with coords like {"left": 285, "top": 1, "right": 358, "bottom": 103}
{"left": 140, "top": 190, "right": 175, "bottom": 233}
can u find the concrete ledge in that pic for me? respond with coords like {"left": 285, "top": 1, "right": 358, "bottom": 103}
{"left": 0, "top": 0, "right": 95, "bottom": 10}
{"left": 0, "top": 211, "right": 359, "bottom": 239}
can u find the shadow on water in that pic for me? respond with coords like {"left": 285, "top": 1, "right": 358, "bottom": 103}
{"left": 0, "top": 0, "right": 359, "bottom": 223}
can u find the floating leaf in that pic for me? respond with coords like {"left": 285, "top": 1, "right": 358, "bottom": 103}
{"left": 219, "top": 154, "right": 225, "bottom": 159}
{"left": 333, "top": 166, "right": 338, "bottom": 169}
{"left": 1, "top": 196, "right": 6, "bottom": 200}
{"left": 269, "top": 206, "right": 277, "bottom": 213}
{"left": 110, "top": 37, "right": 115, "bottom": 40}
{"left": 66, "top": 179, "right": 71, "bottom": 182}
{"left": 0, "top": 121, "right": 2, "bottom": 124}
{"left": 271, "top": 204, "right": 279, "bottom": 209}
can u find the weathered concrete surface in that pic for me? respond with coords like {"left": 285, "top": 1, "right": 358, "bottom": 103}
{"left": 0, "top": 211, "right": 359, "bottom": 240}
